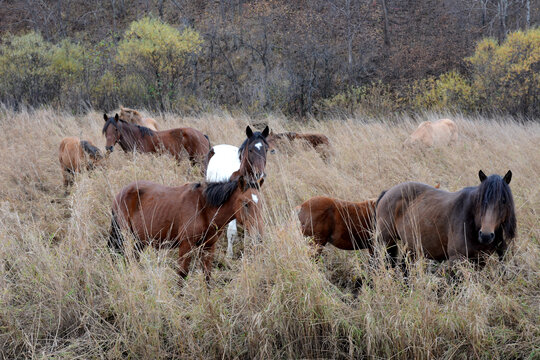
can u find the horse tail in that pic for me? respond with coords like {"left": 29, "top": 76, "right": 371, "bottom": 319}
{"left": 108, "top": 210, "right": 125, "bottom": 255}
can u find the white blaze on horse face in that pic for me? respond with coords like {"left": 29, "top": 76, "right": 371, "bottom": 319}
{"left": 252, "top": 194, "right": 259, "bottom": 204}
{"left": 255, "top": 142, "right": 262, "bottom": 150}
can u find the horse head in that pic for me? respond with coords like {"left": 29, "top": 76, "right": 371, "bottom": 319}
{"left": 102, "top": 113, "right": 121, "bottom": 153}
{"left": 476, "top": 170, "right": 516, "bottom": 245}
{"left": 237, "top": 125, "right": 270, "bottom": 181}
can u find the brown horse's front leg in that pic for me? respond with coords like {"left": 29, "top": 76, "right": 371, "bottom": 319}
{"left": 201, "top": 242, "right": 217, "bottom": 285}
{"left": 177, "top": 240, "right": 193, "bottom": 284}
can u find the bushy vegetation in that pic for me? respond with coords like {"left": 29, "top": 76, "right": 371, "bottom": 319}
{"left": 0, "top": 109, "right": 538, "bottom": 358}
{"left": 0, "top": 8, "right": 538, "bottom": 116}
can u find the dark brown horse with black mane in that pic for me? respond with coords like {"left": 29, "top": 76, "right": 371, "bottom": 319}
{"left": 109, "top": 176, "right": 264, "bottom": 282}
{"left": 376, "top": 170, "right": 516, "bottom": 270}
{"left": 103, "top": 114, "right": 210, "bottom": 166}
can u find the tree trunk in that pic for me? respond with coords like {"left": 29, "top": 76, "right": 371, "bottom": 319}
{"left": 381, "top": 0, "right": 390, "bottom": 47}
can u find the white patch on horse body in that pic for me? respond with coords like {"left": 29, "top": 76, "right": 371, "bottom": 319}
{"left": 206, "top": 144, "right": 241, "bottom": 182}
{"left": 252, "top": 194, "right": 259, "bottom": 203}
{"left": 255, "top": 142, "right": 262, "bottom": 150}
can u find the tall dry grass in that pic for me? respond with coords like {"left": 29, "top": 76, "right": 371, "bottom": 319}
{"left": 0, "top": 107, "right": 538, "bottom": 359}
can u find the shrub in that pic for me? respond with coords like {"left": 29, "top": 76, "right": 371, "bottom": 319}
{"left": 467, "top": 28, "right": 540, "bottom": 115}
{"left": 0, "top": 32, "right": 57, "bottom": 107}
{"left": 413, "top": 71, "right": 478, "bottom": 112}
{"left": 116, "top": 17, "right": 203, "bottom": 110}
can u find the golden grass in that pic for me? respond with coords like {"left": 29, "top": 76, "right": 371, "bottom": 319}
{"left": 0, "top": 107, "right": 538, "bottom": 359}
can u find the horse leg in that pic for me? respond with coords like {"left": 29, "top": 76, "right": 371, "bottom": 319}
{"left": 177, "top": 240, "right": 193, "bottom": 283}
{"left": 201, "top": 242, "right": 217, "bottom": 284}
{"left": 226, "top": 220, "right": 238, "bottom": 258}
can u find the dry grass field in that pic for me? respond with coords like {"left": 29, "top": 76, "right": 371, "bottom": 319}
{"left": 0, "top": 107, "right": 538, "bottom": 359}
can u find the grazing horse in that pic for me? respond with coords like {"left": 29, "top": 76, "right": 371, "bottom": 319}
{"left": 58, "top": 136, "right": 103, "bottom": 187}
{"left": 404, "top": 118, "right": 458, "bottom": 147}
{"left": 205, "top": 125, "right": 270, "bottom": 258}
{"left": 297, "top": 197, "right": 376, "bottom": 255}
{"left": 102, "top": 114, "right": 209, "bottom": 166}
{"left": 267, "top": 131, "right": 332, "bottom": 158}
{"left": 109, "top": 176, "right": 264, "bottom": 282}
{"left": 376, "top": 170, "right": 516, "bottom": 270}
{"left": 119, "top": 107, "right": 159, "bottom": 131}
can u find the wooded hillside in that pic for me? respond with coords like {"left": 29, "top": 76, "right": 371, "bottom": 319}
{"left": 0, "top": 0, "right": 538, "bottom": 115}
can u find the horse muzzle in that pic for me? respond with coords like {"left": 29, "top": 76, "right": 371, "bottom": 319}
{"left": 106, "top": 146, "right": 114, "bottom": 153}
{"left": 478, "top": 230, "right": 495, "bottom": 245}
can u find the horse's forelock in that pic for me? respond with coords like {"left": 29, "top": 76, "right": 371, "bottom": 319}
{"left": 478, "top": 175, "right": 516, "bottom": 236}
{"left": 102, "top": 117, "right": 117, "bottom": 134}
{"left": 238, "top": 132, "right": 269, "bottom": 159}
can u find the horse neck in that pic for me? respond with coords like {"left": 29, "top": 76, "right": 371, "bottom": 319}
{"left": 118, "top": 123, "right": 151, "bottom": 151}
{"left": 204, "top": 189, "right": 241, "bottom": 227}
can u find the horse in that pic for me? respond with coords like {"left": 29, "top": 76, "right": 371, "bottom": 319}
{"left": 267, "top": 131, "right": 332, "bottom": 159}
{"left": 108, "top": 176, "right": 264, "bottom": 283}
{"left": 404, "top": 118, "right": 458, "bottom": 147}
{"left": 119, "top": 107, "right": 159, "bottom": 131}
{"left": 375, "top": 170, "right": 516, "bottom": 272}
{"left": 102, "top": 114, "right": 210, "bottom": 166}
{"left": 58, "top": 136, "right": 103, "bottom": 187}
{"left": 297, "top": 196, "right": 376, "bottom": 255}
{"left": 205, "top": 125, "right": 270, "bottom": 258}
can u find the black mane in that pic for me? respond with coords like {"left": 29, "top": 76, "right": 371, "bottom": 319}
{"left": 477, "top": 174, "right": 517, "bottom": 239}
{"left": 102, "top": 117, "right": 155, "bottom": 137}
{"left": 238, "top": 132, "right": 269, "bottom": 159}
{"left": 81, "top": 140, "right": 102, "bottom": 158}
{"left": 204, "top": 179, "right": 260, "bottom": 207}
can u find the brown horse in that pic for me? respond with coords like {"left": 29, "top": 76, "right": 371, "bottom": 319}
{"left": 109, "top": 176, "right": 264, "bottom": 282}
{"left": 58, "top": 136, "right": 103, "bottom": 187}
{"left": 376, "top": 170, "right": 516, "bottom": 269}
{"left": 404, "top": 118, "right": 458, "bottom": 147}
{"left": 103, "top": 114, "right": 209, "bottom": 166}
{"left": 297, "top": 196, "right": 376, "bottom": 255}
{"left": 267, "top": 131, "right": 331, "bottom": 158}
{"left": 119, "top": 107, "right": 159, "bottom": 131}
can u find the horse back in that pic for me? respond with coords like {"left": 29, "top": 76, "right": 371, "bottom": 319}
{"left": 59, "top": 136, "right": 84, "bottom": 170}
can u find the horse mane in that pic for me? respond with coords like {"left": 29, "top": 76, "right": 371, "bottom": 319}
{"left": 238, "top": 132, "right": 269, "bottom": 159}
{"left": 376, "top": 190, "right": 387, "bottom": 207}
{"left": 102, "top": 117, "right": 154, "bottom": 137}
{"left": 80, "top": 140, "right": 102, "bottom": 158}
{"left": 204, "top": 179, "right": 260, "bottom": 207}
{"left": 477, "top": 175, "right": 517, "bottom": 239}
{"left": 204, "top": 180, "right": 239, "bottom": 207}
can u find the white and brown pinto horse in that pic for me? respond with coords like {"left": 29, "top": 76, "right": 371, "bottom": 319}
{"left": 205, "top": 125, "right": 270, "bottom": 257}
{"left": 109, "top": 176, "right": 264, "bottom": 283}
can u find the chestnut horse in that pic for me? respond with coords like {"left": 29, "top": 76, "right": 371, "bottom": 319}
{"left": 119, "top": 107, "right": 159, "bottom": 131}
{"left": 404, "top": 118, "right": 458, "bottom": 147}
{"left": 109, "top": 176, "right": 264, "bottom": 282}
{"left": 102, "top": 114, "right": 209, "bottom": 166}
{"left": 267, "top": 131, "right": 331, "bottom": 158}
{"left": 205, "top": 126, "right": 270, "bottom": 257}
{"left": 58, "top": 136, "right": 103, "bottom": 187}
{"left": 297, "top": 196, "right": 376, "bottom": 255}
{"left": 376, "top": 170, "right": 516, "bottom": 270}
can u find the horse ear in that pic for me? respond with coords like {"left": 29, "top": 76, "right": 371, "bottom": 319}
{"left": 246, "top": 126, "right": 254, "bottom": 138}
{"left": 262, "top": 126, "right": 270, "bottom": 138}
{"left": 114, "top": 114, "right": 119, "bottom": 121}
{"left": 479, "top": 170, "right": 487, "bottom": 182}
{"left": 503, "top": 170, "right": 512, "bottom": 184}
{"left": 238, "top": 175, "right": 246, "bottom": 191}
{"left": 103, "top": 114, "right": 108, "bottom": 122}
